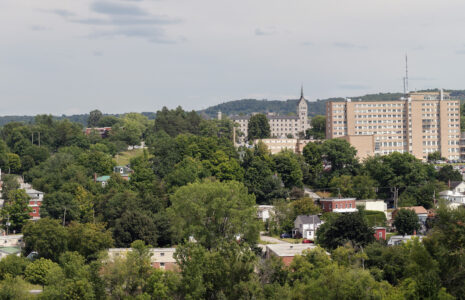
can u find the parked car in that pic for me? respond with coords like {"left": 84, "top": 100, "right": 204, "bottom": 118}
{"left": 280, "top": 233, "right": 291, "bottom": 238}
{"left": 302, "top": 239, "right": 314, "bottom": 244}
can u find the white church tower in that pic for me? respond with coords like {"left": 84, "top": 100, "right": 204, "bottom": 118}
{"left": 297, "top": 85, "right": 309, "bottom": 132}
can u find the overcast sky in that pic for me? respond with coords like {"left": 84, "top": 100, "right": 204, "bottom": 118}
{"left": 2, "top": 0, "right": 465, "bottom": 115}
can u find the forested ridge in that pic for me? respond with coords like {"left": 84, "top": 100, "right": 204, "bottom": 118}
{"left": 0, "top": 106, "right": 464, "bottom": 299}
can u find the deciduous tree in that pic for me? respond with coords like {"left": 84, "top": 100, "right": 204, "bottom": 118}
{"left": 247, "top": 114, "right": 270, "bottom": 140}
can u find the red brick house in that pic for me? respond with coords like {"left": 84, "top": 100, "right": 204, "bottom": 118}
{"left": 374, "top": 227, "right": 386, "bottom": 240}
{"left": 24, "top": 187, "right": 44, "bottom": 220}
{"left": 84, "top": 127, "right": 112, "bottom": 138}
{"left": 319, "top": 198, "right": 358, "bottom": 213}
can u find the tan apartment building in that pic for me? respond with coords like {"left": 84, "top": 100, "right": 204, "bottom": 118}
{"left": 326, "top": 90, "right": 461, "bottom": 161}
{"left": 254, "top": 138, "right": 318, "bottom": 154}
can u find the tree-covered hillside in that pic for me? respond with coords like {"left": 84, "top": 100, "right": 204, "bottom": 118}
{"left": 200, "top": 90, "right": 465, "bottom": 119}
{"left": 0, "top": 112, "right": 157, "bottom": 127}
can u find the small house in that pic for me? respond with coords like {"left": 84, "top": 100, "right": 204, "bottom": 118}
{"left": 292, "top": 215, "right": 323, "bottom": 239}
{"left": 319, "top": 198, "right": 358, "bottom": 213}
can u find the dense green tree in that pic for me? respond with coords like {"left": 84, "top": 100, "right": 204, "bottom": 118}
{"left": 78, "top": 149, "right": 115, "bottom": 175}
{"left": 316, "top": 212, "right": 375, "bottom": 250}
{"left": 165, "top": 157, "right": 211, "bottom": 191}
{"left": 399, "top": 180, "right": 447, "bottom": 209}
{"left": 0, "top": 175, "right": 19, "bottom": 201}
{"left": 98, "top": 115, "right": 120, "bottom": 127}
{"left": 6, "top": 153, "right": 20, "bottom": 173}
{"left": 247, "top": 114, "right": 270, "bottom": 140}
{"left": 437, "top": 164, "right": 462, "bottom": 183}
{"left": 423, "top": 206, "right": 465, "bottom": 297}
{"left": 287, "top": 246, "right": 402, "bottom": 299}
{"left": 329, "top": 175, "right": 376, "bottom": 199}
{"left": 25, "top": 258, "right": 61, "bottom": 286}
{"left": 427, "top": 151, "right": 443, "bottom": 162}
{"left": 153, "top": 106, "right": 203, "bottom": 137}
{"left": 0, "top": 255, "right": 30, "bottom": 280}
{"left": 244, "top": 157, "right": 286, "bottom": 204}
{"left": 393, "top": 209, "right": 421, "bottom": 235}
{"left": 113, "top": 210, "right": 158, "bottom": 247}
{"left": 23, "top": 218, "right": 69, "bottom": 261}
{"left": 0, "top": 189, "right": 32, "bottom": 232}
{"left": 67, "top": 222, "right": 114, "bottom": 260}
{"left": 169, "top": 180, "right": 260, "bottom": 249}
{"left": 321, "top": 139, "right": 359, "bottom": 175}
{"left": 175, "top": 241, "right": 261, "bottom": 299}
{"left": 100, "top": 240, "right": 154, "bottom": 299}
{"left": 364, "top": 152, "right": 436, "bottom": 199}
{"left": 291, "top": 197, "right": 321, "bottom": 216}
{"left": 41, "top": 191, "right": 79, "bottom": 223}
{"left": 273, "top": 151, "right": 303, "bottom": 188}
{"left": 0, "top": 275, "right": 30, "bottom": 300}
{"left": 305, "top": 115, "right": 326, "bottom": 139}
{"left": 87, "top": 110, "right": 103, "bottom": 127}
{"left": 302, "top": 142, "right": 324, "bottom": 186}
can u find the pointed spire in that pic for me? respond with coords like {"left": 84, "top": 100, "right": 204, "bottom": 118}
{"left": 300, "top": 84, "right": 304, "bottom": 99}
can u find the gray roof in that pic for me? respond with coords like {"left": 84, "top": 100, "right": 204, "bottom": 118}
{"left": 266, "top": 244, "right": 318, "bottom": 257}
{"left": 449, "top": 181, "right": 463, "bottom": 190}
{"left": 295, "top": 215, "right": 321, "bottom": 224}
{"left": 268, "top": 115, "right": 299, "bottom": 120}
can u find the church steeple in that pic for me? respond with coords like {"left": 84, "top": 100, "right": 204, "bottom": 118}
{"left": 300, "top": 84, "right": 304, "bottom": 99}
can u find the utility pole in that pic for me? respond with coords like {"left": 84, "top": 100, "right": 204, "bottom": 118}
{"left": 391, "top": 187, "right": 399, "bottom": 209}
{"left": 62, "top": 207, "right": 67, "bottom": 227}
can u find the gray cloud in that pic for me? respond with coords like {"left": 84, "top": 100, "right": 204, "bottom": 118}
{"left": 30, "top": 25, "right": 49, "bottom": 31}
{"left": 333, "top": 42, "right": 367, "bottom": 49}
{"left": 51, "top": 9, "right": 76, "bottom": 17}
{"left": 254, "top": 28, "right": 276, "bottom": 36}
{"left": 93, "top": 50, "right": 104, "bottom": 56}
{"left": 91, "top": 1, "right": 148, "bottom": 16}
{"left": 90, "top": 27, "right": 175, "bottom": 43}
{"left": 301, "top": 41, "right": 315, "bottom": 46}
{"left": 456, "top": 48, "right": 465, "bottom": 55}
{"left": 49, "top": 1, "right": 180, "bottom": 43}
{"left": 74, "top": 15, "right": 178, "bottom": 26}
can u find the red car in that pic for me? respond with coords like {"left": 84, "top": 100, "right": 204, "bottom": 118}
{"left": 302, "top": 239, "right": 314, "bottom": 244}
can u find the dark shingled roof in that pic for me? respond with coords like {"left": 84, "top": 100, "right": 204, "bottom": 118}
{"left": 295, "top": 215, "right": 321, "bottom": 224}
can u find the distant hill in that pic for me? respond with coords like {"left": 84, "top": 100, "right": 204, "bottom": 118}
{"left": 0, "top": 112, "right": 157, "bottom": 127}
{"left": 1, "top": 90, "right": 464, "bottom": 126}
{"left": 200, "top": 90, "right": 465, "bottom": 119}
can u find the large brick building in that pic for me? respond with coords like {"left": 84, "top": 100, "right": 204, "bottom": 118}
{"left": 326, "top": 90, "right": 461, "bottom": 161}
{"left": 231, "top": 88, "right": 311, "bottom": 139}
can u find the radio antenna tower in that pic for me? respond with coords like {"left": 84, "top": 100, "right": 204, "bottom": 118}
{"left": 403, "top": 54, "right": 409, "bottom": 95}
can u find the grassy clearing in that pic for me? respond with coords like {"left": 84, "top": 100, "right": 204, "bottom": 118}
{"left": 258, "top": 239, "right": 276, "bottom": 245}
{"left": 114, "top": 148, "right": 145, "bottom": 166}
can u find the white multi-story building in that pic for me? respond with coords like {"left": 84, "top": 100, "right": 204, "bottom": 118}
{"left": 230, "top": 88, "right": 311, "bottom": 140}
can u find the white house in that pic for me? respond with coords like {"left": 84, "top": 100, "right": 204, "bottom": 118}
{"left": 257, "top": 205, "right": 274, "bottom": 222}
{"left": 449, "top": 181, "right": 465, "bottom": 194}
{"left": 292, "top": 215, "right": 323, "bottom": 239}
{"left": 356, "top": 199, "right": 388, "bottom": 217}
{"left": 388, "top": 235, "right": 424, "bottom": 246}
{"left": 439, "top": 190, "right": 465, "bottom": 207}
